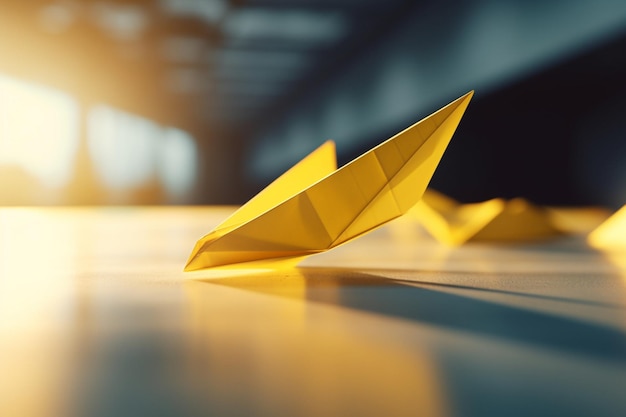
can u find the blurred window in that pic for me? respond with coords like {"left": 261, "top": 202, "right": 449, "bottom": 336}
{"left": 0, "top": 74, "right": 79, "bottom": 188}
{"left": 88, "top": 105, "right": 197, "bottom": 200}
{"left": 159, "top": 128, "right": 198, "bottom": 200}
{"left": 88, "top": 106, "right": 160, "bottom": 189}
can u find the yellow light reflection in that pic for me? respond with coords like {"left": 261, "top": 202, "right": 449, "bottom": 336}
{"left": 185, "top": 271, "right": 448, "bottom": 417}
{"left": 0, "top": 208, "right": 79, "bottom": 417}
{"left": 0, "top": 74, "right": 79, "bottom": 188}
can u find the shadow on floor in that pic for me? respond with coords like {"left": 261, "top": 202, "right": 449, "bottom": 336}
{"left": 197, "top": 266, "right": 626, "bottom": 363}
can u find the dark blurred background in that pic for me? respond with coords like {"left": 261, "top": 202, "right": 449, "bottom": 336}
{"left": 0, "top": 0, "right": 625, "bottom": 207}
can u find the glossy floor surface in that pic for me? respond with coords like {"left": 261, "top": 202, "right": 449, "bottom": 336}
{"left": 1, "top": 207, "right": 625, "bottom": 417}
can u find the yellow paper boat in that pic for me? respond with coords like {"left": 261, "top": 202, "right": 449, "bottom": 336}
{"left": 545, "top": 206, "right": 611, "bottom": 235}
{"left": 185, "top": 91, "right": 474, "bottom": 270}
{"left": 588, "top": 205, "right": 626, "bottom": 250}
{"left": 411, "top": 189, "right": 561, "bottom": 245}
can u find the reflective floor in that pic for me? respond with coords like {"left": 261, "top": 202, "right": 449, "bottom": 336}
{"left": 0, "top": 207, "right": 625, "bottom": 417}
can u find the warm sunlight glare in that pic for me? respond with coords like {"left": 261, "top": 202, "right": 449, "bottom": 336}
{"left": 0, "top": 74, "right": 79, "bottom": 188}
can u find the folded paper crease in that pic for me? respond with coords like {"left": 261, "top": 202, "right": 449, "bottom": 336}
{"left": 185, "top": 91, "right": 474, "bottom": 270}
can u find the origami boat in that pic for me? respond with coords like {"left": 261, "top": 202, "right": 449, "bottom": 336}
{"left": 411, "top": 189, "right": 561, "bottom": 245}
{"left": 185, "top": 91, "right": 474, "bottom": 270}
{"left": 588, "top": 205, "right": 626, "bottom": 250}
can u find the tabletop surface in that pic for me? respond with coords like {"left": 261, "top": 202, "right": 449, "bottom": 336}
{"left": 1, "top": 206, "right": 625, "bottom": 417}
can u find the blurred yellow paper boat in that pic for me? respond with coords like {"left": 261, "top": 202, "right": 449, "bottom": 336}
{"left": 588, "top": 205, "right": 626, "bottom": 250}
{"left": 411, "top": 189, "right": 561, "bottom": 245}
{"left": 184, "top": 91, "right": 473, "bottom": 270}
{"left": 545, "top": 206, "right": 611, "bottom": 235}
